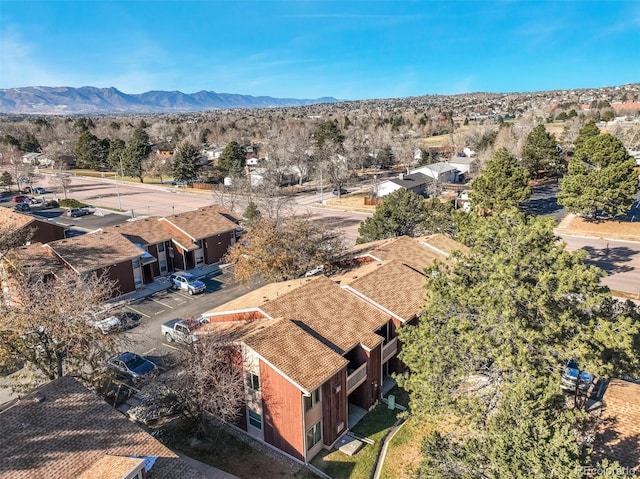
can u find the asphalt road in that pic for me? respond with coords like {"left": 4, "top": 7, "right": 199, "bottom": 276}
{"left": 560, "top": 235, "right": 640, "bottom": 296}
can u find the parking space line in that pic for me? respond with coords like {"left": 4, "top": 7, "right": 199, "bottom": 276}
{"left": 149, "top": 297, "right": 174, "bottom": 308}
{"left": 154, "top": 310, "right": 166, "bottom": 315}
{"left": 162, "top": 343, "right": 180, "bottom": 351}
{"left": 142, "top": 348, "right": 156, "bottom": 356}
{"left": 125, "top": 305, "right": 150, "bottom": 318}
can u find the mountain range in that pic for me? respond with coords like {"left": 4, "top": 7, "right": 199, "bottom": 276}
{"left": 0, "top": 86, "right": 341, "bottom": 114}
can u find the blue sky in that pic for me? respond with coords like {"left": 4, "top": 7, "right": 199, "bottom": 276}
{"left": 1, "top": 1, "right": 638, "bottom": 100}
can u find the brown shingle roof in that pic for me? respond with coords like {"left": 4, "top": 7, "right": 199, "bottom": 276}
{"left": 260, "top": 276, "right": 388, "bottom": 353}
{"left": 5, "top": 242, "right": 60, "bottom": 278}
{"left": 207, "top": 277, "right": 312, "bottom": 314}
{"left": 366, "top": 236, "right": 448, "bottom": 271}
{"left": 47, "top": 230, "right": 142, "bottom": 274}
{"left": 0, "top": 207, "right": 34, "bottom": 230}
{"left": 593, "top": 379, "right": 640, "bottom": 470}
{"left": 0, "top": 376, "right": 205, "bottom": 479}
{"left": 160, "top": 205, "right": 239, "bottom": 241}
{"left": 339, "top": 260, "right": 427, "bottom": 321}
{"left": 243, "top": 319, "right": 348, "bottom": 392}
{"left": 106, "top": 217, "right": 173, "bottom": 246}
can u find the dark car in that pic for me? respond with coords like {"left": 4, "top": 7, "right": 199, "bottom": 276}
{"left": 12, "top": 195, "right": 27, "bottom": 203}
{"left": 14, "top": 202, "right": 31, "bottom": 212}
{"left": 560, "top": 359, "right": 593, "bottom": 394}
{"left": 332, "top": 188, "right": 348, "bottom": 196}
{"left": 108, "top": 352, "right": 157, "bottom": 381}
{"left": 68, "top": 207, "right": 91, "bottom": 217}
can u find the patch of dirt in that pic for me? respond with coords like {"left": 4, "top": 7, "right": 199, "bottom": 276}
{"left": 160, "top": 419, "right": 316, "bottom": 479}
{"left": 557, "top": 215, "right": 640, "bottom": 242}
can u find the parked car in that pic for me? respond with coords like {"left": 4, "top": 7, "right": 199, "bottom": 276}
{"left": 33, "top": 187, "right": 46, "bottom": 194}
{"left": 14, "top": 202, "right": 31, "bottom": 212}
{"left": 43, "top": 200, "right": 59, "bottom": 209}
{"left": 88, "top": 314, "right": 125, "bottom": 334}
{"left": 560, "top": 359, "right": 593, "bottom": 394}
{"left": 12, "top": 195, "right": 27, "bottom": 203}
{"left": 332, "top": 188, "right": 348, "bottom": 196}
{"left": 304, "top": 265, "right": 324, "bottom": 277}
{"left": 68, "top": 207, "right": 92, "bottom": 217}
{"left": 108, "top": 352, "right": 157, "bottom": 381}
{"left": 169, "top": 271, "right": 206, "bottom": 295}
{"left": 161, "top": 317, "right": 210, "bottom": 344}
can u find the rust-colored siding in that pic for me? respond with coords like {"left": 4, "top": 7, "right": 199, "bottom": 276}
{"left": 320, "top": 368, "right": 348, "bottom": 447}
{"left": 260, "top": 360, "right": 304, "bottom": 460}
{"left": 97, "top": 260, "right": 135, "bottom": 297}
{"left": 350, "top": 344, "right": 382, "bottom": 409}
{"left": 203, "top": 231, "right": 234, "bottom": 264}
{"left": 31, "top": 220, "right": 66, "bottom": 244}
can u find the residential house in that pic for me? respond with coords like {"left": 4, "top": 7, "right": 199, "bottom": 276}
{"left": 374, "top": 172, "right": 433, "bottom": 198}
{"left": 45, "top": 229, "right": 146, "bottom": 296}
{"left": 448, "top": 157, "right": 479, "bottom": 182}
{"left": 0, "top": 242, "right": 62, "bottom": 307}
{"left": 108, "top": 217, "right": 176, "bottom": 282}
{"left": 0, "top": 376, "right": 206, "bottom": 479}
{"left": 158, "top": 205, "right": 241, "bottom": 270}
{"left": 411, "top": 161, "right": 459, "bottom": 183}
{"left": 199, "top": 234, "right": 464, "bottom": 462}
{"left": 591, "top": 379, "right": 640, "bottom": 473}
{"left": 0, "top": 208, "right": 66, "bottom": 245}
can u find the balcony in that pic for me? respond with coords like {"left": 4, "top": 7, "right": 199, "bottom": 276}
{"left": 382, "top": 337, "right": 398, "bottom": 363}
{"left": 347, "top": 363, "right": 367, "bottom": 394}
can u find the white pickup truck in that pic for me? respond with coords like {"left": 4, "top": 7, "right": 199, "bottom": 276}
{"left": 161, "top": 317, "right": 210, "bottom": 344}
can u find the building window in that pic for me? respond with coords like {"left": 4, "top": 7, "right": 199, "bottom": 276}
{"left": 248, "top": 409, "right": 262, "bottom": 429}
{"left": 158, "top": 242, "right": 165, "bottom": 253}
{"left": 195, "top": 239, "right": 203, "bottom": 249}
{"left": 306, "top": 421, "right": 322, "bottom": 451}
{"left": 159, "top": 260, "right": 167, "bottom": 273}
{"left": 304, "top": 388, "right": 320, "bottom": 412}
{"left": 132, "top": 258, "right": 140, "bottom": 268}
{"left": 246, "top": 372, "right": 260, "bottom": 391}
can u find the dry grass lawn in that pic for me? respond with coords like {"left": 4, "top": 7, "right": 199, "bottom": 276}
{"left": 325, "top": 190, "right": 378, "bottom": 213}
{"left": 557, "top": 214, "right": 640, "bottom": 242}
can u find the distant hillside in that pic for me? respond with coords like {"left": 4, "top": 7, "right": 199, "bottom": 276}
{"left": 0, "top": 86, "right": 341, "bottom": 114}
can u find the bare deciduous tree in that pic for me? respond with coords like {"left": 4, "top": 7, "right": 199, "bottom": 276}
{"left": 155, "top": 332, "right": 246, "bottom": 433}
{"left": 0, "top": 267, "right": 122, "bottom": 391}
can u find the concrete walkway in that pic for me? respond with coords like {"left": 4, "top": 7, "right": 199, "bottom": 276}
{"left": 176, "top": 452, "right": 241, "bottom": 479}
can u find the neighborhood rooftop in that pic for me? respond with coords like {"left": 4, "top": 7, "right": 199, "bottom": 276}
{"left": 0, "top": 376, "right": 205, "bottom": 479}
{"left": 46, "top": 229, "right": 143, "bottom": 274}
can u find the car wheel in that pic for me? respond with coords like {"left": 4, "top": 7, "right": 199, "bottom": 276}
{"left": 165, "top": 332, "right": 173, "bottom": 343}
{"left": 188, "top": 289, "right": 194, "bottom": 296}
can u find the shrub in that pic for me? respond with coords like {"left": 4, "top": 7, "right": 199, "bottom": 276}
{"left": 59, "top": 198, "right": 87, "bottom": 208}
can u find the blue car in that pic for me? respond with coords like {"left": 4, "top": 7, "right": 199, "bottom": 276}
{"left": 108, "top": 352, "right": 157, "bottom": 381}
{"left": 561, "top": 359, "right": 593, "bottom": 394}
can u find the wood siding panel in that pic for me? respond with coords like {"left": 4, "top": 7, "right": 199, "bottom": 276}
{"left": 31, "top": 221, "right": 66, "bottom": 244}
{"left": 203, "top": 232, "right": 233, "bottom": 264}
{"left": 320, "top": 368, "right": 348, "bottom": 448}
{"left": 260, "top": 360, "right": 304, "bottom": 460}
{"left": 99, "top": 261, "right": 135, "bottom": 297}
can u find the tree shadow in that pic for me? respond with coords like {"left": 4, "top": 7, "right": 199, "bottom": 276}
{"left": 581, "top": 246, "right": 636, "bottom": 275}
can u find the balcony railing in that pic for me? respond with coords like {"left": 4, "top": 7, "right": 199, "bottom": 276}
{"left": 382, "top": 337, "right": 398, "bottom": 363}
{"left": 347, "top": 363, "right": 367, "bottom": 394}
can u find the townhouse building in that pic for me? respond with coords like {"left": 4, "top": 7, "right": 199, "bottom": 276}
{"left": 199, "top": 234, "right": 465, "bottom": 462}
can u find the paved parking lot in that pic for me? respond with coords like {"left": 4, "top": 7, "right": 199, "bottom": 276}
{"left": 113, "top": 269, "right": 253, "bottom": 359}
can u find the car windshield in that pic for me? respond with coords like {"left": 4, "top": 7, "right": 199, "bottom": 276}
{"left": 124, "top": 355, "right": 146, "bottom": 369}
{"left": 186, "top": 276, "right": 199, "bottom": 284}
